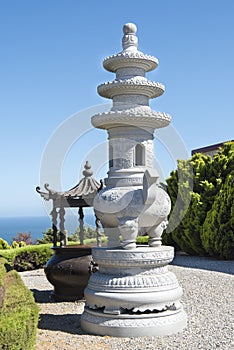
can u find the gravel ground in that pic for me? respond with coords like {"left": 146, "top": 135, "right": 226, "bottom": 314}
{"left": 20, "top": 256, "right": 234, "bottom": 350}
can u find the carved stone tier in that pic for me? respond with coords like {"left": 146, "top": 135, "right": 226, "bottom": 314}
{"left": 103, "top": 51, "right": 158, "bottom": 72}
{"left": 98, "top": 79, "right": 165, "bottom": 99}
{"left": 81, "top": 246, "right": 187, "bottom": 337}
{"left": 81, "top": 308, "right": 187, "bottom": 337}
{"left": 92, "top": 109, "right": 171, "bottom": 130}
{"left": 92, "top": 246, "right": 174, "bottom": 268}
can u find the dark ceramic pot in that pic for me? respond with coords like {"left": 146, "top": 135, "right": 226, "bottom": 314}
{"left": 44, "top": 245, "right": 96, "bottom": 301}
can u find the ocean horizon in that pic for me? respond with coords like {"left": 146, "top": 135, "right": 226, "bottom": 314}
{"left": 0, "top": 214, "right": 96, "bottom": 244}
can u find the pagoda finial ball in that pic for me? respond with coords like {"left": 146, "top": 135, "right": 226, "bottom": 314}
{"left": 123, "top": 23, "right": 137, "bottom": 35}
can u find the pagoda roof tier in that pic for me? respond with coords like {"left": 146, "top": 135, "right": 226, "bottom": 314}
{"left": 103, "top": 23, "right": 158, "bottom": 73}
{"left": 94, "top": 23, "right": 171, "bottom": 131}
{"left": 36, "top": 161, "right": 102, "bottom": 202}
{"left": 91, "top": 109, "right": 171, "bottom": 130}
{"left": 103, "top": 51, "right": 158, "bottom": 73}
{"left": 97, "top": 79, "right": 165, "bottom": 99}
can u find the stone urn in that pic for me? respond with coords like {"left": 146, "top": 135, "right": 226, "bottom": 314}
{"left": 94, "top": 168, "right": 171, "bottom": 249}
{"left": 44, "top": 245, "right": 96, "bottom": 301}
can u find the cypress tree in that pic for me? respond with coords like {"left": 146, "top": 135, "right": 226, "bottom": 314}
{"left": 165, "top": 142, "right": 234, "bottom": 258}
{"left": 201, "top": 171, "right": 234, "bottom": 260}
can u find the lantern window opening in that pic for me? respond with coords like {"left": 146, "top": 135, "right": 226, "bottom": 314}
{"left": 135, "top": 143, "right": 145, "bottom": 166}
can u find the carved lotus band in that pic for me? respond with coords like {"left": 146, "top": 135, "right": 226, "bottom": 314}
{"left": 98, "top": 80, "right": 165, "bottom": 99}
{"left": 91, "top": 111, "right": 171, "bottom": 129}
{"left": 88, "top": 271, "right": 179, "bottom": 291}
{"left": 103, "top": 52, "right": 158, "bottom": 72}
{"left": 92, "top": 247, "right": 174, "bottom": 267}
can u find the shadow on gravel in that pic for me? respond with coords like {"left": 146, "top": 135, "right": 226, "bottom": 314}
{"left": 31, "top": 289, "right": 54, "bottom": 303}
{"left": 171, "top": 255, "right": 234, "bottom": 275}
{"left": 38, "top": 314, "right": 86, "bottom": 335}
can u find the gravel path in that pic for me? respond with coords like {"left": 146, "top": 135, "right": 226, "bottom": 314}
{"left": 20, "top": 256, "right": 234, "bottom": 350}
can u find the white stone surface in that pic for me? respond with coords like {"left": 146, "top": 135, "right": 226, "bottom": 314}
{"left": 81, "top": 22, "right": 186, "bottom": 337}
{"left": 92, "top": 22, "right": 172, "bottom": 248}
{"left": 81, "top": 246, "right": 187, "bottom": 337}
{"left": 81, "top": 308, "right": 187, "bottom": 337}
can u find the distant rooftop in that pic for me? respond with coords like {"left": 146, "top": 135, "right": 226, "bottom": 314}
{"left": 191, "top": 140, "right": 234, "bottom": 157}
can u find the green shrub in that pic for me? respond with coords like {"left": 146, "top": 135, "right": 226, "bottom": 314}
{"left": 201, "top": 171, "right": 234, "bottom": 259}
{"left": 37, "top": 226, "right": 99, "bottom": 245}
{"left": 165, "top": 142, "right": 234, "bottom": 259}
{"left": 166, "top": 154, "right": 211, "bottom": 255}
{"left": 0, "top": 244, "right": 53, "bottom": 271}
{"left": 36, "top": 228, "right": 58, "bottom": 244}
{"left": 68, "top": 231, "right": 79, "bottom": 242}
{"left": 18, "top": 241, "right": 26, "bottom": 248}
{"left": 0, "top": 249, "right": 18, "bottom": 266}
{"left": 136, "top": 236, "right": 149, "bottom": 245}
{"left": 0, "top": 258, "right": 7, "bottom": 308}
{"left": 80, "top": 236, "right": 108, "bottom": 246}
{"left": 0, "top": 264, "right": 39, "bottom": 350}
{"left": 0, "top": 239, "right": 11, "bottom": 250}
{"left": 10, "top": 241, "right": 26, "bottom": 249}
{"left": 12, "top": 245, "right": 53, "bottom": 272}
{"left": 11, "top": 241, "right": 19, "bottom": 249}
{"left": 70, "top": 226, "right": 99, "bottom": 240}
{"left": 0, "top": 258, "right": 7, "bottom": 286}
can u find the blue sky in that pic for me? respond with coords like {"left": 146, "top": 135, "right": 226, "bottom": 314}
{"left": 0, "top": 0, "right": 233, "bottom": 217}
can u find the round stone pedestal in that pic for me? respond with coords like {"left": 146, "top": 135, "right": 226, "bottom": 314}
{"left": 81, "top": 246, "right": 187, "bottom": 337}
{"left": 81, "top": 307, "right": 187, "bottom": 337}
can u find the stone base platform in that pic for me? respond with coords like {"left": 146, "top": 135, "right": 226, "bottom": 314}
{"left": 81, "top": 246, "right": 187, "bottom": 337}
{"left": 81, "top": 306, "right": 187, "bottom": 337}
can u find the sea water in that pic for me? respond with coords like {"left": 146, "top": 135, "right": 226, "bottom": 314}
{"left": 0, "top": 214, "right": 96, "bottom": 244}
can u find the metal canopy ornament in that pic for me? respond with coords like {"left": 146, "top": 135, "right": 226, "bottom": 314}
{"left": 36, "top": 161, "right": 103, "bottom": 247}
{"left": 36, "top": 161, "right": 101, "bottom": 200}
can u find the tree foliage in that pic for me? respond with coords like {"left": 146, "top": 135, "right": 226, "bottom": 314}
{"left": 36, "top": 228, "right": 58, "bottom": 244}
{"left": 67, "top": 226, "right": 97, "bottom": 242}
{"left": 12, "top": 232, "right": 33, "bottom": 245}
{"left": 165, "top": 142, "right": 234, "bottom": 259}
{"left": 37, "top": 226, "right": 98, "bottom": 244}
{"left": 201, "top": 171, "right": 234, "bottom": 259}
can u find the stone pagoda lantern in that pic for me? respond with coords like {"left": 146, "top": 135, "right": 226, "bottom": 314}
{"left": 81, "top": 23, "right": 187, "bottom": 336}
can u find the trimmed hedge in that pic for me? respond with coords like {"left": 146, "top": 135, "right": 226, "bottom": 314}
{"left": 0, "top": 259, "right": 39, "bottom": 350}
{"left": 0, "top": 258, "right": 6, "bottom": 287}
{"left": 0, "top": 258, "right": 6, "bottom": 309}
{"left": 0, "top": 244, "right": 53, "bottom": 271}
{"left": 0, "top": 239, "right": 11, "bottom": 250}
